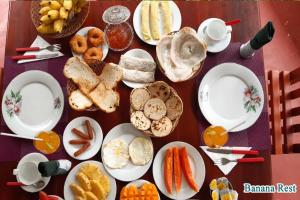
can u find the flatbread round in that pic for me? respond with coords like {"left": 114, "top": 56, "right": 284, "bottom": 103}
{"left": 130, "top": 111, "right": 151, "bottom": 130}
{"left": 147, "top": 81, "right": 170, "bottom": 101}
{"left": 129, "top": 137, "right": 153, "bottom": 165}
{"left": 144, "top": 98, "right": 167, "bottom": 120}
{"left": 166, "top": 94, "right": 183, "bottom": 120}
{"left": 151, "top": 116, "right": 172, "bottom": 137}
{"left": 130, "top": 88, "right": 151, "bottom": 110}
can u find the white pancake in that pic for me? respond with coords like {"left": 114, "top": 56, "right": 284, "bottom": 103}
{"left": 129, "top": 137, "right": 153, "bottom": 165}
{"left": 102, "top": 139, "right": 129, "bottom": 169}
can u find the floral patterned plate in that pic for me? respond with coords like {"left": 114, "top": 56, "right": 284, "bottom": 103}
{"left": 198, "top": 63, "right": 264, "bottom": 132}
{"left": 1, "top": 70, "right": 64, "bottom": 137}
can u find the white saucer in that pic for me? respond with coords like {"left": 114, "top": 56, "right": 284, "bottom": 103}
{"left": 63, "top": 116, "right": 103, "bottom": 160}
{"left": 197, "top": 18, "right": 231, "bottom": 53}
{"left": 16, "top": 153, "right": 51, "bottom": 193}
{"left": 121, "top": 48, "right": 156, "bottom": 89}
{"left": 71, "top": 26, "right": 109, "bottom": 61}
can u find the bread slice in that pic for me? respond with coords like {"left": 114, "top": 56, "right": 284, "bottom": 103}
{"left": 64, "top": 57, "right": 100, "bottom": 95}
{"left": 99, "top": 63, "right": 123, "bottom": 89}
{"left": 69, "top": 90, "right": 93, "bottom": 111}
{"left": 130, "top": 88, "right": 151, "bottom": 111}
{"left": 89, "top": 83, "right": 120, "bottom": 113}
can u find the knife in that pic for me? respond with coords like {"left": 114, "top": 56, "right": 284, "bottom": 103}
{"left": 207, "top": 148, "right": 259, "bottom": 155}
{"left": 11, "top": 53, "right": 59, "bottom": 61}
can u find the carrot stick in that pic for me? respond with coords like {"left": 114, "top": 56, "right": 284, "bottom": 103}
{"left": 164, "top": 148, "right": 173, "bottom": 194}
{"left": 85, "top": 120, "right": 94, "bottom": 140}
{"left": 179, "top": 147, "right": 199, "bottom": 192}
{"left": 173, "top": 147, "right": 182, "bottom": 193}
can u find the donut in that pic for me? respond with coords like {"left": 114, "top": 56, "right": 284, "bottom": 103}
{"left": 83, "top": 47, "right": 103, "bottom": 64}
{"left": 69, "top": 35, "right": 88, "bottom": 54}
{"left": 87, "top": 28, "right": 104, "bottom": 47}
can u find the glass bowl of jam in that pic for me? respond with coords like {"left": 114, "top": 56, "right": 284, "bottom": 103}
{"left": 102, "top": 5, "right": 133, "bottom": 51}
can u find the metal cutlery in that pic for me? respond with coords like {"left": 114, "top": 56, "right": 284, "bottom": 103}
{"left": 214, "top": 157, "right": 265, "bottom": 166}
{"left": 6, "top": 180, "right": 45, "bottom": 188}
{"left": 11, "top": 53, "right": 59, "bottom": 61}
{"left": 16, "top": 44, "right": 61, "bottom": 52}
{"left": 207, "top": 148, "right": 259, "bottom": 155}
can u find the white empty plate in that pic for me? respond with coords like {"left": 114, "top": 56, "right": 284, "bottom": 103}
{"left": 198, "top": 63, "right": 264, "bottom": 131}
{"left": 63, "top": 160, "right": 116, "bottom": 200}
{"left": 153, "top": 141, "right": 205, "bottom": 200}
{"left": 121, "top": 48, "right": 156, "bottom": 88}
{"left": 71, "top": 26, "right": 109, "bottom": 61}
{"left": 1, "top": 70, "right": 64, "bottom": 137}
{"left": 63, "top": 116, "right": 103, "bottom": 160}
{"left": 133, "top": 1, "right": 182, "bottom": 46}
{"left": 101, "top": 123, "right": 153, "bottom": 182}
{"left": 197, "top": 18, "right": 231, "bottom": 53}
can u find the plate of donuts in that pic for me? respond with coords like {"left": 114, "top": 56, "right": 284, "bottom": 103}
{"left": 69, "top": 26, "right": 109, "bottom": 64}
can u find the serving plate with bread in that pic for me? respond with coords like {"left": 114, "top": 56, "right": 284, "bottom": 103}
{"left": 64, "top": 57, "right": 123, "bottom": 112}
{"left": 130, "top": 81, "right": 183, "bottom": 137}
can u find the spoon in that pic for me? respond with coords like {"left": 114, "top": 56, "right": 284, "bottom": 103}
{"left": 6, "top": 180, "right": 45, "bottom": 188}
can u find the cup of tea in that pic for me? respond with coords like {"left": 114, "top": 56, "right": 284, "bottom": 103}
{"left": 13, "top": 161, "right": 42, "bottom": 185}
{"left": 203, "top": 19, "right": 232, "bottom": 41}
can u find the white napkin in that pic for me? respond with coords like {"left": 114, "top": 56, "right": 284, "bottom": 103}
{"left": 200, "top": 146, "right": 251, "bottom": 175}
{"left": 17, "top": 35, "right": 64, "bottom": 64}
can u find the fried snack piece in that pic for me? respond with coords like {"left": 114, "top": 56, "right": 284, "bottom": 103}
{"left": 70, "top": 183, "right": 86, "bottom": 198}
{"left": 85, "top": 191, "right": 98, "bottom": 200}
{"left": 76, "top": 172, "right": 91, "bottom": 191}
{"left": 90, "top": 180, "right": 107, "bottom": 200}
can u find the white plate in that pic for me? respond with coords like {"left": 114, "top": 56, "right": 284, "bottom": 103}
{"left": 152, "top": 141, "right": 205, "bottom": 200}
{"left": 101, "top": 123, "right": 153, "bottom": 182}
{"left": 125, "top": 179, "right": 161, "bottom": 200}
{"left": 121, "top": 48, "right": 156, "bottom": 88}
{"left": 63, "top": 160, "right": 116, "bottom": 200}
{"left": 197, "top": 18, "right": 231, "bottom": 53}
{"left": 133, "top": 1, "right": 182, "bottom": 46}
{"left": 71, "top": 26, "right": 109, "bottom": 61}
{"left": 198, "top": 63, "right": 264, "bottom": 131}
{"left": 47, "top": 195, "right": 63, "bottom": 200}
{"left": 1, "top": 70, "right": 64, "bottom": 137}
{"left": 63, "top": 116, "right": 103, "bottom": 160}
{"left": 16, "top": 153, "right": 51, "bottom": 193}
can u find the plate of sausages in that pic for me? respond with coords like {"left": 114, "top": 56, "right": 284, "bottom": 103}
{"left": 63, "top": 116, "right": 103, "bottom": 160}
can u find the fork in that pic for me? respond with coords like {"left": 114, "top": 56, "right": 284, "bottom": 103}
{"left": 214, "top": 157, "right": 264, "bottom": 165}
{"left": 16, "top": 44, "right": 61, "bottom": 52}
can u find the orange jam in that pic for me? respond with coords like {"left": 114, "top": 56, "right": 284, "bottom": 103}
{"left": 34, "top": 131, "right": 60, "bottom": 154}
{"left": 105, "top": 22, "right": 133, "bottom": 51}
{"left": 203, "top": 126, "right": 228, "bottom": 148}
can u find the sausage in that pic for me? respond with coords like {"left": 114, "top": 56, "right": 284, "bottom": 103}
{"left": 69, "top": 139, "right": 89, "bottom": 145}
{"left": 85, "top": 120, "right": 94, "bottom": 140}
{"left": 71, "top": 128, "right": 89, "bottom": 140}
{"left": 74, "top": 142, "right": 90, "bottom": 157}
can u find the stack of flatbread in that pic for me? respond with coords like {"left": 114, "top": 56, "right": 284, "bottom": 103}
{"left": 130, "top": 81, "right": 183, "bottom": 137}
{"left": 119, "top": 54, "right": 156, "bottom": 84}
{"left": 64, "top": 57, "right": 123, "bottom": 113}
{"left": 156, "top": 27, "right": 207, "bottom": 82}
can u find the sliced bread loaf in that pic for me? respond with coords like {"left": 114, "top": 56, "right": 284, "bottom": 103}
{"left": 69, "top": 90, "right": 93, "bottom": 111}
{"left": 99, "top": 63, "right": 123, "bottom": 89}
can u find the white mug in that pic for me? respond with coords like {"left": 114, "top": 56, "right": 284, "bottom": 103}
{"left": 204, "top": 19, "right": 232, "bottom": 41}
{"left": 13, "top": 161, "right": 42, "bottom": 185}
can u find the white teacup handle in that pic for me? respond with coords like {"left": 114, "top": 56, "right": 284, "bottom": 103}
{"left": 13, "top": 169, "right": 18, "bottom": 175}
{"left": 226, "top": 25, "right": 232, "bottom": 33}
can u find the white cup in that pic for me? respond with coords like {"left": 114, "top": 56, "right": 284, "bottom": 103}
{"left": 204, "top": 19, "right": 232, "bottom": 41}
{"left": 13, "top": 162, "right": 42, "bottom": 185}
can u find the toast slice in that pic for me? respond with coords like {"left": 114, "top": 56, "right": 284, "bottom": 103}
{"left": 64, "top": 57, "right": 100, "bottom": 95}
{"left": 99, "top": 63, "right": 123, "bottom": 89}
{"left": 89, "top": 82, "right": 120, "bottom": 113}
{"left": 69, "top": 90, "right": 93, "bottom": 111}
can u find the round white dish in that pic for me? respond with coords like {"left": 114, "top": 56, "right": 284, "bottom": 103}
{"left": 133, "top": 1, "right": 182, "bottom": 46}
{"left": 101, "top": 123, "right": 153, "bottom": 182}
{"left": 63, "top": 160, "right": 116, "bottom": 200}
{"left": 16, "top": 153, "right": 51, "bottom": 193}
{"left": 197, "top": 18, "right": 231, "bottom": 53}
{"left": 121, "top": 48, "right": 156, "bottom": 88}
{"left": 152, "top": 141, "right": 206, "bottom": 200}
{"left": 71, "top": 26, "right": 109, "bottom": 61}
{"left": 63, "top": 116, "right": 103, "bottom": 160}
{"left": 1, "top": 70, "right": 64, "bottom": 137}
{"left": 198, "top": 62, "right": 264, "bottom": 132}
{"left": 125, "top": 179, "right": 161, "bottom": 200}
{"left": 47, "top": 195, "right": 63, "bottom": 200}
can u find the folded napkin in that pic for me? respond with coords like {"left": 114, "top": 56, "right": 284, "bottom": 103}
{"left": 250, "top": 21, "right": 275, "bottom": 50}
{"left": 200, "top": 146, "right": 251, "bottom": 175}
{"left": 17, "top": 35, "right": 64, "bottom": 64}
